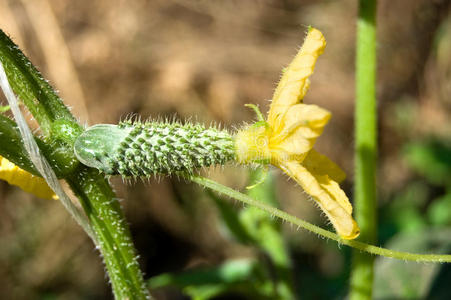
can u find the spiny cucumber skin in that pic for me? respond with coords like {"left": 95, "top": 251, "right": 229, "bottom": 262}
{"left": 74, "top": 121, "right": 236, "bottom": 177}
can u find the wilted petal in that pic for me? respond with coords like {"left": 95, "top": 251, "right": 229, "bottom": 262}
{"left": 279, "top": 160, "right": 359, "bottom": 239}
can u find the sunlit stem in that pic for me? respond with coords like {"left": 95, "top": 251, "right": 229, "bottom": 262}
{"left": 350, "top": 0, "right": 378, "bottom": 299}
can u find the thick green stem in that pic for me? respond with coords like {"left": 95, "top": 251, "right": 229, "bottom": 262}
{"left": 0, "top": 114, "right": 79, "bottom": 177}
{"left": 0, "top": 114, "right": 150, "bottom": 298}
{"left": 0, "top": 29, "right": 149, "bottom": 299}
{"left": 350, "top": 1, "right": 378, "bottom": 299}
{"left": 66, "top": 168, "right": 149, "bottom": 299}
{"left": 0, "top": 114, "right": 40, "bottom": 174}
{"left": 0, "top": 30, "right": 76, "bottom": 135}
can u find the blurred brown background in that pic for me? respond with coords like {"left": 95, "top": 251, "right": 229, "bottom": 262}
{"left": 0, "top": 0, "right": 450, "bottom": 299}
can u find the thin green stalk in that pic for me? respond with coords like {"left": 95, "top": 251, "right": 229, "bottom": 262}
{"left": 350, "top": 0, "right": 378, "bottom": 299}
{"left": 0, "top": 29, "right": 149, "bottom": 299}
{"left": 189, "top": 175, "right": 451, "bottom": 263}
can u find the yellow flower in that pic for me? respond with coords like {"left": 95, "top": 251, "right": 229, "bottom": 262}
{"left": 235, "top": 27, "right": 360, "bottom": 239}
{"left": 0, "top": 155, "right": 57, "bottom": 200}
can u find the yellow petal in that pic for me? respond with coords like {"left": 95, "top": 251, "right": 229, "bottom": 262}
{"left": 270, "top": 104, "right": 331, "bottom": 161}
{"left": 277, "top": 103, "right": 331, "bottom": 139}
{"left": 314, "top": 173, "right": 352, "bottom": 215}
{"left": 303, "top": 149, "right": 346, "bottom": 183}
{"left": 278, "top": 160, "right": 359, "bottom": 239}
{"left": 0, "top": 156, "right": 57, "bottom": 200}
{"left": 268, "top": 28, "right": 326, "bottom": 127}
{"left": 272, "top": 130, "right": 313, "bottom": 161}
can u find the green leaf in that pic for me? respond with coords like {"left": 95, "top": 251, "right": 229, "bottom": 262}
{"left": 148, "top": 259, "right": 259, "bottom": 288}
{"left": 374, "top": 229, "right": 451, "bottom": 299}
{"left": 428, "top": 193, "right": 451, "bottom": 226}
{"left": 208, "top": 189, "right": 256, "bottom": 244}
{"left": 404, "top": 140, "right": 451, "bottom": 186}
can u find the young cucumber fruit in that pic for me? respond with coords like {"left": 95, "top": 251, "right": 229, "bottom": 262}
{"left": 74, "top": 121, "right": 236, "bottom": 177}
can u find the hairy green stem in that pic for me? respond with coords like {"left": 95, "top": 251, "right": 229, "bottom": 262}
{"left": 0, "top": 114, "right": 40, "bottom": 175}
{"left": 0, "top": 30, "right": 75, "bottom": 135}
{"left": 189, "top": 175, "right": 451, "bottom": 263}
{"left": 350, "top": 0, "right": 378, "bottom": 299}
{"left": 0, "top": 113, "right": 150, "bottom": 298}
{"left": 66, "top": 168, "right": 149, "bottom": 299}
{"left": 0, "top": 114, "right": 79, "bottom": 177}
{"left": 0, "top": 29, "right": 149, "bottom": 299}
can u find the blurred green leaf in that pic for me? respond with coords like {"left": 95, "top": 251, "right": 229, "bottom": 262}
{"left": 205, "top": 169, "right": 296, "bottom": 299}
{"left": 240, "top": 169, "right": 295, "bottom": 300}
{"left": 385, "top": 182, "right": 429, "bottom": 234}
{"left": 404, "top": 140, "right": 451, "bottom": 186}
{"left": 148, "top": 259, "right": 259, "bottom": 288}
{"left": 425, "top": 259, "right": 451, "bottom": 300}
{"left": 148, "top": 259, "right": 272, "bottom": 299}
{"left": 374, "top": 229, "right": 451, "bottom": 299}
{"left": 184, "top": 285, "right": 227, "bottom": 300}
{"left": 207, "top": 189, "right": 256, "bottom": 244}
{"left": 428, "top": 193, "right": 451, "bottom": 226}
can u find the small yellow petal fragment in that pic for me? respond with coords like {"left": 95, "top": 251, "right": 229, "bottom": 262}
{"left": 279, "top": 161, "right": 360, "bottom": 239}
{"left": 268, "top": 28, "right": 326, "bottom": 127}
{"left": 0, "top": 156, "right": 57, "bottom": 200}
